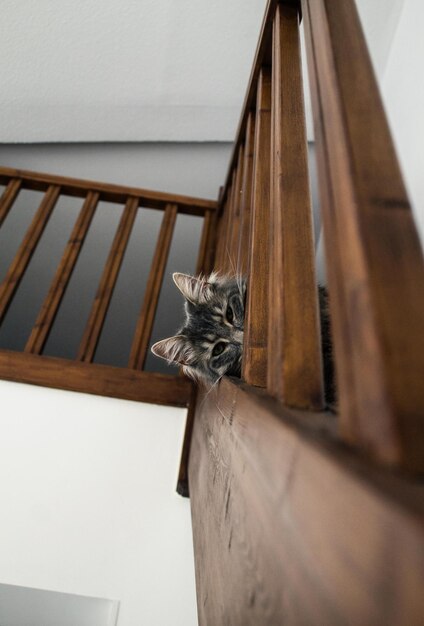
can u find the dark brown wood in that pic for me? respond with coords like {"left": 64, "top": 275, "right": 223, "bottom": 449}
{"left": 0, "top": 178, "right": 21, "bottom": 227}
{"left": 128, "top": 204, "right": 177, "bottom": 370}
{"left": 223, "top": 171, "right": 237, "bottom": 274}
{"left": 230, "top": 144, "right": 245, "bottom": 273}
{"left": 0, "top": 349, "right": 192, "bottom": 407}
{"left": 0, "top": 184, "right": 61, "bottom": 323}
{"left": 78, "top": 197, "right": 139, "bottom": 363}
{"left": 195, "top": 210, "right": 215, "bottom": 275}
{"left": 237, "top": 112, "right": 255, "bottom": 275}
{"left": 301, "top": 0, "right": 424, "bottom": 469}
{"left": 25, "top": 191, "right": 100, "bottom": 355}
{"left": 242, "top": 68, "right": 272, "bottom": 388}
{"left": 268, "top": 4, "right": 324, "bottom": 409}
{"left": 215, "top": 192, "right": 231, "bottom": 272}
{"left": 0, "top": 167, "right": 217, "bottom": 215}
{"left": 190, "top": 376, "right": 424, "bottom": 625}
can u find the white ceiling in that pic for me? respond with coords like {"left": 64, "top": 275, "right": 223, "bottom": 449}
{"left": 0, "top": 0, "right": 404, "bottom": 143}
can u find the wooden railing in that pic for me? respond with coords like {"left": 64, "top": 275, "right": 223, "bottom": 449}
{"left": 0, "top": 167, "right": 217, "bottom": 407}
{"left": 186, "top": 0, "right": 424, "bottom": 623}
{"left": 212, "top": 0, "right": 424, "bottom": 472}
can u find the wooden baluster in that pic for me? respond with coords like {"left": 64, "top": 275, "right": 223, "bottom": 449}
{"left": 237, "top": 113, "right": 256, "bottom": 275}
{"left": 215, "top": 191, "right": 231, "bottom": 271}
{"left": 230, "top": 144, "right": 244, "bottom": 273}
{"left": 242, "top": 68, "right": 272, "bottom": 388}
{"left": 0, "top": 179, "right": 21, "bottom": 228}
{"left": 77, "top": 197, "right": 139, "bottom": 363}
{"left": 0, "top": 185, "right": 60, "bottom": 323}
{"left": 223, "top": 170, "right": 237, "bottom": 273}
{"left": 128, "top": 204, "right": 177, "bottom": 370}
{"left": 268, "top": 4, "right": 324, "bottom": 409}
{"left": 25, "top": 191, "right": 100, "bottom": 354}
{"left": 301, "top": 0, "right": 424, "bottom": 468}
{"left": 196, "top": 209, "right": 216, "bottom": 275}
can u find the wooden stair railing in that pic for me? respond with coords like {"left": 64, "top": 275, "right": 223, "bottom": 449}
{"left": 183, "top": 0, "right": 424, "bottom": 624}
{"left": 0, "top": 167, "right": 217, "bottom": 407}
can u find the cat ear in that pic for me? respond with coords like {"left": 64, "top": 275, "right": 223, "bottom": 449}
{"left": 173, "top": 273, "right": 214, "bottom": 304}
{"left": 151, "top": 335, "right": 195, "bottom": 366}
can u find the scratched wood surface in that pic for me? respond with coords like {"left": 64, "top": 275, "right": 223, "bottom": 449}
{"left": 189, "top": 377, "right": 424, "bottom": 625}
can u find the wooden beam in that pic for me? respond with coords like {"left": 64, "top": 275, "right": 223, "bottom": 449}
{"left": 268, "top": 4, "right": 324, "bottom": 409}
{"left": 0, "top": 166, "right": 217, "bottom": 215}
{"left": 78, "top": 197, "right": 139, "bottom": 363}
{"left": 0, "top": 185, "right": 60, "bottom": 323}
{"left": 25, "top": 192, "right": 100, "bottom": 355}
{"left": 301, "top": 0, "right": 424, "bottom": 469}
{"left": 189, "top": 377, "right": 424, "bottom": 625}
{"left": 128, "top": 204, "right": 177, "bottom": 370}
{"left": 0, "top": 349, "right": 192, "bottom": 407}
{"left": 242, "top": 68, "right": 272, "bottom": 388}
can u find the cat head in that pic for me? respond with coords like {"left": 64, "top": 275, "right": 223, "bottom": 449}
{"left": 151, "top": 272, "right": 246, "bottom": 384}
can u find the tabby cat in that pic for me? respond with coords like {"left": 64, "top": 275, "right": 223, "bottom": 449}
{"left": 151, "top": 272, "right": 335, "bottom": 404}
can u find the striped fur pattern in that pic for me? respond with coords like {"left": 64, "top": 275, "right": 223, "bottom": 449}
{"left": 151, "top": 273, "right": 246, "bottom": 384}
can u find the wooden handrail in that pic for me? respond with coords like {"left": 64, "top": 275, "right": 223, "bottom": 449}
{"left": 0, "top": 166, "right": 217, "bottom": 215}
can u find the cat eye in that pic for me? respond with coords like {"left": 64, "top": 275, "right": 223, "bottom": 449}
{"left": 212, "top": 342, "right": 226, "bottom": 357}
{"left": 226, "top": 305, "right": 234, "bottom": 324}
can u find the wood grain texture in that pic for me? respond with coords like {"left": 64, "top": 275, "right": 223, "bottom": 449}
{"left": 128, "top": 204, "right": 177, "bottom": 370}
{"left": 0, "top": 178, "right": 21, "bottom": 227}
{"left": 78, "top": 197, "right": 139, "bottom": 363}
{"left": 25, "top": 191, "right": 100, "bottom": 355}
{"left": 0, "top": 184, "right": 60, "bottom": 323}
{"left": 301, "top": 0, "right": 424, "bottom": 469}
{"left": 237, "top": 112, "right": 256, "bottom": 275}
{"left": 0, "top": 349, "right": 192, "bottom": 407}
{"left": 268, "top": 4, "right": 324, "bottom": 409}
{"left": 0, "top": 167, "right": 216, "bottom": 215}
{"left": 190, "top": 376, "right": 424, "bottom": 625}
{"left": 242, "top": 69, "right": 271, "bottom": 388}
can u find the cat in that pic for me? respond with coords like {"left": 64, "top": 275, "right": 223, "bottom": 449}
{"left": 151, "top": 272, "right": 335, "bottom": 405}
{"left": 151, "top": 272, "right": 246, "bottom": 384}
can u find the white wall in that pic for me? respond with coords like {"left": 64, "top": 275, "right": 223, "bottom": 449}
{"left": 381, "top": 0, "right": 424, "bottom": 246}
{"left": 0, "top": 381, "right": 197, "bottom": 626}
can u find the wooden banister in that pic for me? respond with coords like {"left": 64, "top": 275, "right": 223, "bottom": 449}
{"left": 0, "top": 167, "right": 217, "bottom": 215}
{"left": 301, "top": 0, "right": 424, "bottom": 469}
